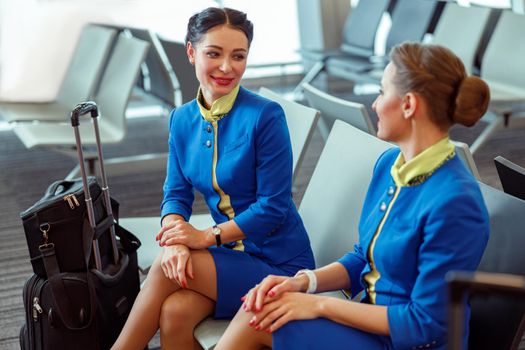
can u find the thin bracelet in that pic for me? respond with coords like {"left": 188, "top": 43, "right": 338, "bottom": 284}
{"left": 295, "top": 269, "right": 317, "bottom": 294}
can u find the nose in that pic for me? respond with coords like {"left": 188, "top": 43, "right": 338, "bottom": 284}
{"left": 372, "top": 96, "right": 378, "bottom": 112}
{"left": 219, "top": 58, "right": 232, "bottom": 73}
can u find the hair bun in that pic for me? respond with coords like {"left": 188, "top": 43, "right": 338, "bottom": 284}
{"left": 452, "top": 76, "right": 490, "bottom": 127}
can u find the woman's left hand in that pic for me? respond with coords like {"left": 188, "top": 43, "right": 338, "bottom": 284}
{"left": 156, "top": 220, "right": 209, "bottom": 249}
{"left": 249, "top": 292, "right": 322, "bottom": 333}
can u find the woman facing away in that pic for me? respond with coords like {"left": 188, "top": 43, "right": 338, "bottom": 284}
{"left": 112, "top": 7, "right": 314, "bottom": 350}
{"left": 215, "top": 42, "right": 491, "bottom": 350}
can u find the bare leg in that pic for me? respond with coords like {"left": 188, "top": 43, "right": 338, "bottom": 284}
{"left": 112, "top": 250, "right": 218, "bottom": 350}
{"left": 159, "top": 289, "right": 214, "bottom": 350}
{"left": 215, "top": 306, "right": 272, "bottom": 350}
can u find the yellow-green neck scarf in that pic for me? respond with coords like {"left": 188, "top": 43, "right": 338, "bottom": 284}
{"left": 391, "top": 137, "right": 455, "bottom": 187}
{"left": 197, "top": 85, "right": 240, "bottom": 122}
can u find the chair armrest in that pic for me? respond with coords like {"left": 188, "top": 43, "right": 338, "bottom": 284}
{"left": 446, "top": 271, "right": 525, "bottom": 350}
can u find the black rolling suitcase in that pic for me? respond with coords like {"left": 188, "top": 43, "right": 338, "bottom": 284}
{"left": 19, "top": 102, "right": 141, "bottom": 350}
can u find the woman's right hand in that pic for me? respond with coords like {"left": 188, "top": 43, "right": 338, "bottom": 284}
{"left": 242, "top": 274, "right": 308, "bottom": 312}
{"left": 160, "top": 244, "right": 194, "bottom": 288}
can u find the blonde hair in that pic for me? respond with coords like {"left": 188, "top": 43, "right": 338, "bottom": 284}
{"left": 390, "top": 42, "right": 490, "bottom": 129}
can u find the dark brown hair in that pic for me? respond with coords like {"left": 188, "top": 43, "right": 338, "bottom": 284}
{"left": 186, "top": 7, "right": 254, "bottom": 47}
{"left": 390, "top": 42, "right": 490, "bottom": 129}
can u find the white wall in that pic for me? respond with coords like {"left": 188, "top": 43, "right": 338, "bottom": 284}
{"left": 0, "top": 0, "right": 214, "bottom": 101}
{"left": 0, "top": 0, "right": 302, "bottom": 102}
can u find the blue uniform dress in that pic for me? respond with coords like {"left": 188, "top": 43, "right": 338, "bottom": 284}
{"left": 273, "top": 140, "right": 489, "bottom": 350}
{"left": 161, "top": 86, "right": 314, "bottom": 318}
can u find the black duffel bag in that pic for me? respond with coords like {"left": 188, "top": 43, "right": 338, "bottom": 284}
{"left": 19, "top": 225, "right": 141, "bottom": 350}
{"left": 21, "top": 177, "right": 120, "bottom": 276}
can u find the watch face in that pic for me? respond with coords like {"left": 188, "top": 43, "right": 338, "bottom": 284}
{"left": 213, "top": 226, "right": 221, "bottom": 236}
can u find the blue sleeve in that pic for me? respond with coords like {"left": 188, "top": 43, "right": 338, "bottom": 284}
{"left": 160, "top": 109, "right": 194, "bottom": 222}
{"left": 338, "top": 244, "right": 367, "bottom": 297}
{"left": 387, "top": 190, "right": 489, "bottom": 349}
{"left": 233, "top": 102, "right": 293, "bottom": 246}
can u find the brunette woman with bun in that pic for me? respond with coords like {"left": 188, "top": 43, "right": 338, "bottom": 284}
{"left": 215, "top": 42, "right": 491, "bottom": 350}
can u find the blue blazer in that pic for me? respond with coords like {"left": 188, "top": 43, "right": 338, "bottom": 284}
{"left": 161, "top": 86, "right": 314, "bottom": 267}
{"left": 339, "top": 148, "right": 489, "bottom": 350}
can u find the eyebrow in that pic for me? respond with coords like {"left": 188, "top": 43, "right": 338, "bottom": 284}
{"left": 204, "top": 45, "right": 248, "bottom": 53}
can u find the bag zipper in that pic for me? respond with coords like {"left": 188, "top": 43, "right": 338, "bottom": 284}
{"left": 63, "top": 194, "right": 80, "bottom": 210}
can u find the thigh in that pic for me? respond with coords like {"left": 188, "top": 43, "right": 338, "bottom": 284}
{"left": 272, "top": 318, "right": 391, "bottom": 350}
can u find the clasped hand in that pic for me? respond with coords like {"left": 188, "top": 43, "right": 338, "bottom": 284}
{"left": 156, "top": 220, "right": 209, "bottom": 288}
{"left": 241, "top": 274, "right": 321, "bottom": 333}
{"left": 156, "top": 220, "right": 209, "bottom": 249}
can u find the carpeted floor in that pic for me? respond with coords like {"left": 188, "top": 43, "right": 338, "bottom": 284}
{"left": 1, "top": 86, "right": 524, "bottom": 349}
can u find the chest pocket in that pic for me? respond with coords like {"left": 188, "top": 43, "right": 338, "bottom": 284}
{"left": 217, "top": 134, "right": 255, "bottom": 190}
{"left": 223, "top": 134, "right": 249, "bottom": 155}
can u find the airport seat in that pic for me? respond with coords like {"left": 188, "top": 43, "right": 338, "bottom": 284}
{"left": 158, "top": 36, "right": 200, "bottom": 105}
{"left": 494, "top": 155, "right": 525, "bottom": 201}
{"left": 430, "top": 2, "right": 493, "bottom": 75}
{"left": 470, "top": 10, "right": 525, "bottom": 153}
{"left": 11, "top": 33, "right": 149, "bottom": 178}
{"left": 295, "top": 0, "right": 444, "bottom": 96}
{"left": 1, "top": 24, "right": 117, "bottom": 122}
{"left": 302, "top": 82, "right": 375, "bottom": 140}
{"left": 447, "top": 182, "right": 525, "bottom": 350}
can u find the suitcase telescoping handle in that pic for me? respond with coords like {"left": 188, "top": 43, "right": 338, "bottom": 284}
{"left": 71, "top": 101, "right": 119, "bottom": 270}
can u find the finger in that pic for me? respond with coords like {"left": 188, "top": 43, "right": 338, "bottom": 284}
{"left": 186, "top": 255, "right": 194, "bottom": 280}
{"left": 160, "top": 261, "right": 170, "bottom": 279}
{"left": 267, "top": 310, "right": 293, "bottom": 333}
{"left": 244, "top": 285, "right": 259, "bottom": 312}
{"left": 164, "top": 260, "right": 174, "bottom": 281}
{"left": 176, "top": 255, "right": 188, "bottom": 288}
{"left": 268, "top": 279, "right": 292, "bottom": 298}
{"left": 156, "top": 222, "right": 175, "bottom": 241}
{"left": 160, "top": 230, "right": 173, "bottom": 246}
{"left": 251, "top": 300, "right": 281, "bottom": 329}
{"left": 255, "top": 276, "right": 280, "bottom": 311}
{"left": 164, "top": 236, "right": 184, "bottom": 247}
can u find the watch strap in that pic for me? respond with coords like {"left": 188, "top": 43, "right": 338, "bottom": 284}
{"left": 213, "top": 225, "right": 222, "bottom": 247}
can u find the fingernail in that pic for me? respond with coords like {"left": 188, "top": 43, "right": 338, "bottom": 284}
{"left": 240, "top": 296, "right": 246, "bottom": 301}
{"left": 255, "top": 325, "right": 261, "bottom": 331}
{"left": 266, "top": 329, "right": 272, "bottom": 334}
{"left": 268, "top": 291, "right": 275, "bottom": 297}
{"left": 249, "top": 319, "right": 254, "bottom": 326}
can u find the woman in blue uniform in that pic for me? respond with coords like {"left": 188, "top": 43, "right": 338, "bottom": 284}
{"left": 215, "top": 42, "right": 491, "bottom": 350}
{"left": 112, "top": 7, "right": 314, "bottom": 350}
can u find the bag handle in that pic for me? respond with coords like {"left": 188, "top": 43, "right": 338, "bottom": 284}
{"left": 44, "top": 180, "right": 77, "bottom": 197}
{"left": 71, "top": 101, "right": 119, "bottom": 269}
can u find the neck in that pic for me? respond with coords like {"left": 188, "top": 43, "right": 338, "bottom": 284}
{"left": 398, "top": 121, "right": 448, "bottom": 161}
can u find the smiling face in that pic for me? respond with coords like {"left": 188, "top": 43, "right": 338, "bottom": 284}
{"left": 187, "top": 24, "right": 249, "bottom": 107}
{"left": 372, "top": 62, "right": 411, "bottom": 143}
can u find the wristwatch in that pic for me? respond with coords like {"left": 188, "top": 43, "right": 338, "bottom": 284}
{"left": 212, "top": 225, "right": 222, "bottom": 247}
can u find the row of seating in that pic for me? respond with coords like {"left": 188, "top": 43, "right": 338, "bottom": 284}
{"left": 295, "top": 0, "right": 525, "bottom": 155}
{"left": 120, "top": 84, "right": 525, "bottom": 349}
{"left": 0, "top": 23, "right": 199, "bottom": 179}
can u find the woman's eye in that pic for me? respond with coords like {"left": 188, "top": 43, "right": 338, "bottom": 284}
{"left": 206, "top": 51, "right": 219, "bottom": 58}
{"left": 233, "top": 54, "right": 246, "bottom": 61}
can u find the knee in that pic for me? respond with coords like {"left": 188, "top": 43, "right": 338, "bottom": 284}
{"left": 159, "top": 292, "right": 194, "bottom": 333}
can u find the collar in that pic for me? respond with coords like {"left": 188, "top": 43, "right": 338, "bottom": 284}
{"left": 197, "top": 85, "right": 240, "bottom": 122}
{"left": 390, "top": 137, "right": 455, "bottom": 187}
